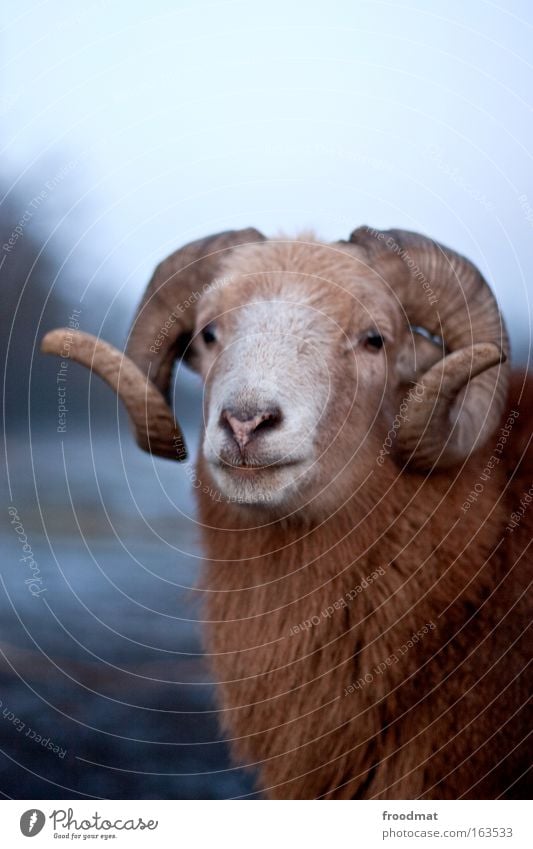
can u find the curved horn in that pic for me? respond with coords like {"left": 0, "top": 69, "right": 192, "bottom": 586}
{"left": 346, "top": 227, "right": 510, "bottom": 469}
{"left": 41, "top": 228, "right": 265, "bottom": 460}
{"left": 126, "top": 228, "right": 265, "bottom": 398}
{"left": 41, "top": 329, "right": 186, "bottom": 459}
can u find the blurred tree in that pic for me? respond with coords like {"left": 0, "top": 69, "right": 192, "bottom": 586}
{"left": 0, "top": 177, "right": 128, "bottom": 434}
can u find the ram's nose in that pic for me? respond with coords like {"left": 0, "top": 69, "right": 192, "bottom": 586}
{"left": 220, "top": 405, "right": 282, "bottom": 450}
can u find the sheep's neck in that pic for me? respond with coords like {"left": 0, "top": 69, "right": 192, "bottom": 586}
{"left": 198, "top": 491, "right": 434, "bottom": 795}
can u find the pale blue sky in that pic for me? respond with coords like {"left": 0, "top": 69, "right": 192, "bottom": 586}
{"left": 1, "top": 0, "right": 532, "bottom": 359}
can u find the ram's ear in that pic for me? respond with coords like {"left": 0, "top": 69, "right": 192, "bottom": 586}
{"left": 395, "top": 327, "right": 446, "bottom": 385}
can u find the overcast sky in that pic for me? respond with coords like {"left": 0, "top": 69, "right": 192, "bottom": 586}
{"left": 1, "top": 0, "right": 532, "bottom": 360}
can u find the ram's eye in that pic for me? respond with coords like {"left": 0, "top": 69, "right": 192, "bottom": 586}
{"left": 201, "top": 323, "right": 217, "bottom": 345}
{"left": 363, "top": 332, "right": 385, "bottom": 352}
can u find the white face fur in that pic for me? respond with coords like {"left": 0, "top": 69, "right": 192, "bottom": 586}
{"left": 201, "top": 297, "right": 332, "bottom": 506}
{"left": 186, "top": 239, "right": 423, "bottom": 511}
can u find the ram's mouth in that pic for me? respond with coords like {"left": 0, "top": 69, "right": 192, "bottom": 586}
{"left": 216, "top": 459, "right": 300, "bottom": 474}
{"left": 206, "top": 455, "right": 309, "bottom": 507}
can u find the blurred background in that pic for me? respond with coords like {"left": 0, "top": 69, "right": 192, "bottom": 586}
{"left": 1, "top": 0, "right": 532, "bottom": 798}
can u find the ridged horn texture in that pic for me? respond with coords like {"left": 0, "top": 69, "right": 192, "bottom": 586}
{"left": 346, "top": 226, "right": 510, "bottom": 470}
{"left": 41, "top": 228, "right": 265, "bottom": 461}
{"left": 41, "top": 329, "right": 187, "bottom": 459}
{"left": 126, "top": 228, "right": 265, "bottom": 400}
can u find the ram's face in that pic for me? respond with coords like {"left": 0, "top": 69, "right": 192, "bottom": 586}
{"left": 42, "top": 228, "right": 507, "bottom": 493}
{"left": 190, "top": 241, "right": 403, "bottom": 509}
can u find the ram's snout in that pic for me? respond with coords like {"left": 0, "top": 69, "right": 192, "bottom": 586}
{"left": 220, "top": 405, "right": 283, "bottom": 452}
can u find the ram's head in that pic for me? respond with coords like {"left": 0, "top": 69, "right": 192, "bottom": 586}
{"left": 42, "top": 227, "right": 509, "bottom": 510}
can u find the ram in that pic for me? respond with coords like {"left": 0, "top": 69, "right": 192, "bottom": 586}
{"left": 42, "top": 226, "right": 532, "bottom": 799}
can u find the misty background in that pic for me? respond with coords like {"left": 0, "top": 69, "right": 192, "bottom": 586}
{"left": 1, "top": 0, "right": 532, "bottom": 799}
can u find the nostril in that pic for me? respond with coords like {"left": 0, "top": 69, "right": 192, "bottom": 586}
{"left": 254, "top": 409, "right": 282, "bottom": 431}
{"left": 220, "top": 406, "right": 282, "bottom": 450}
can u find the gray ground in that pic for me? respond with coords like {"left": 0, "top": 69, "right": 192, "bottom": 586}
{"left": 0, "top": 425, "right": 257, "bottom": 799}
